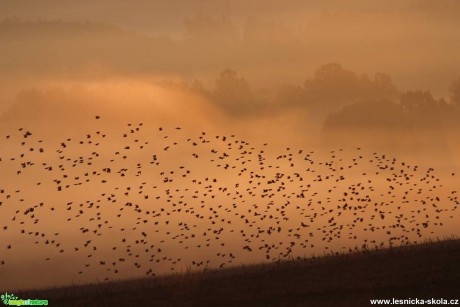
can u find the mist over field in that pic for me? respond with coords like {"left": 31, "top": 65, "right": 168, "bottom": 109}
{"left": 0, "top": 0, "right": 459, "bottom": 292}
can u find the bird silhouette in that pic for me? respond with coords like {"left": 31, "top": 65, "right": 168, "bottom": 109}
{"left": 0, "top": 115, "right": 458, "bottom": 284}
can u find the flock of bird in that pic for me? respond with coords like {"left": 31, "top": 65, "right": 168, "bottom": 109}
{"left": 0, "top": 116, "right": 458, "bottom": 283}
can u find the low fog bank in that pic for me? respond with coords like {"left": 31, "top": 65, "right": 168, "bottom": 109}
{"left": 1, "top": 0, "right": 460, "bottom": 93}
{"left": 1, "top": 0, "right": 460, "bottom": 292}
{"left": 1, "top": 63, "right": 459, "bottom": 171}
{"left": 1, "top": 68, "right": 459, "bottom": 290}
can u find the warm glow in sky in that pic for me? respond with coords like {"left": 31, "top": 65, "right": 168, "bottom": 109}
{"left": 0, "top": 0, "right": 459, "bottom": 291}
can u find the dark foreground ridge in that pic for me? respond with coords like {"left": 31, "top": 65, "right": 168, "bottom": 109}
{"left": 14, "top": 238, "right": 460, "bottom": 306}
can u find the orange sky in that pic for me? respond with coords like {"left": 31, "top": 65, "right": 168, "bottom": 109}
{"left": 0, "top": 0, "right": 459, "bottom": 291}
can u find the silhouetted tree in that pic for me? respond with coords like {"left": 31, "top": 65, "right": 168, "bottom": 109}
{"left": 368, "top": 73, "right": 399, "bottom": 102}
{"left": 399, "top": 90, "right": 443, "bottom": 111}
{"left": 276, "top": 85, "right": 307, "bottom": 108}
{"left": 324, "top": 89, "right": 454, "bottom": 134}
{"left": 323, "top": 99, "right": 407, "bottom": 131}
{"left": 212, "top": 69, "right": 255, "bottom": 116}
{"left": 450, "top": 77, "right": 460, "bottom": 106}
{"left": 398, "top": 90, "right": 454, "bottom": 127}
{"left": 304, "top": 63, "right": 364, "bottom": 105}
{"left": 274, "top": 63, "right": 400, "bottom": 126}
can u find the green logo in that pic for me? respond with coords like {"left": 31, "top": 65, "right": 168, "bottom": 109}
{"left": 1, "top": 293, "right": 48, "bottom": 306}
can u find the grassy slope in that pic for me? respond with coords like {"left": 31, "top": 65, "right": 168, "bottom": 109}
{"left": 15, "top": 238, "right": 460, "bottom": 306}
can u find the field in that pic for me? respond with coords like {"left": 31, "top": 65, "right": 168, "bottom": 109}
{"left": 2, "top": 2, "right": 460, "bottom": 306}
{"left": 13, "top": 238, "right": 460, "bottom": 307}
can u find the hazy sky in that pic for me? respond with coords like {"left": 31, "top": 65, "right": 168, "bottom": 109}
{"left": 0, "top": 0, "right": 459, "bottom": 291}
{"left": 1, "top": 0, "right": 460, "bottom": 94}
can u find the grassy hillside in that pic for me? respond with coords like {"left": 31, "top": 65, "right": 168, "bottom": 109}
{"left": 12, "top": 238, "right": 460, "bottom": 306}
